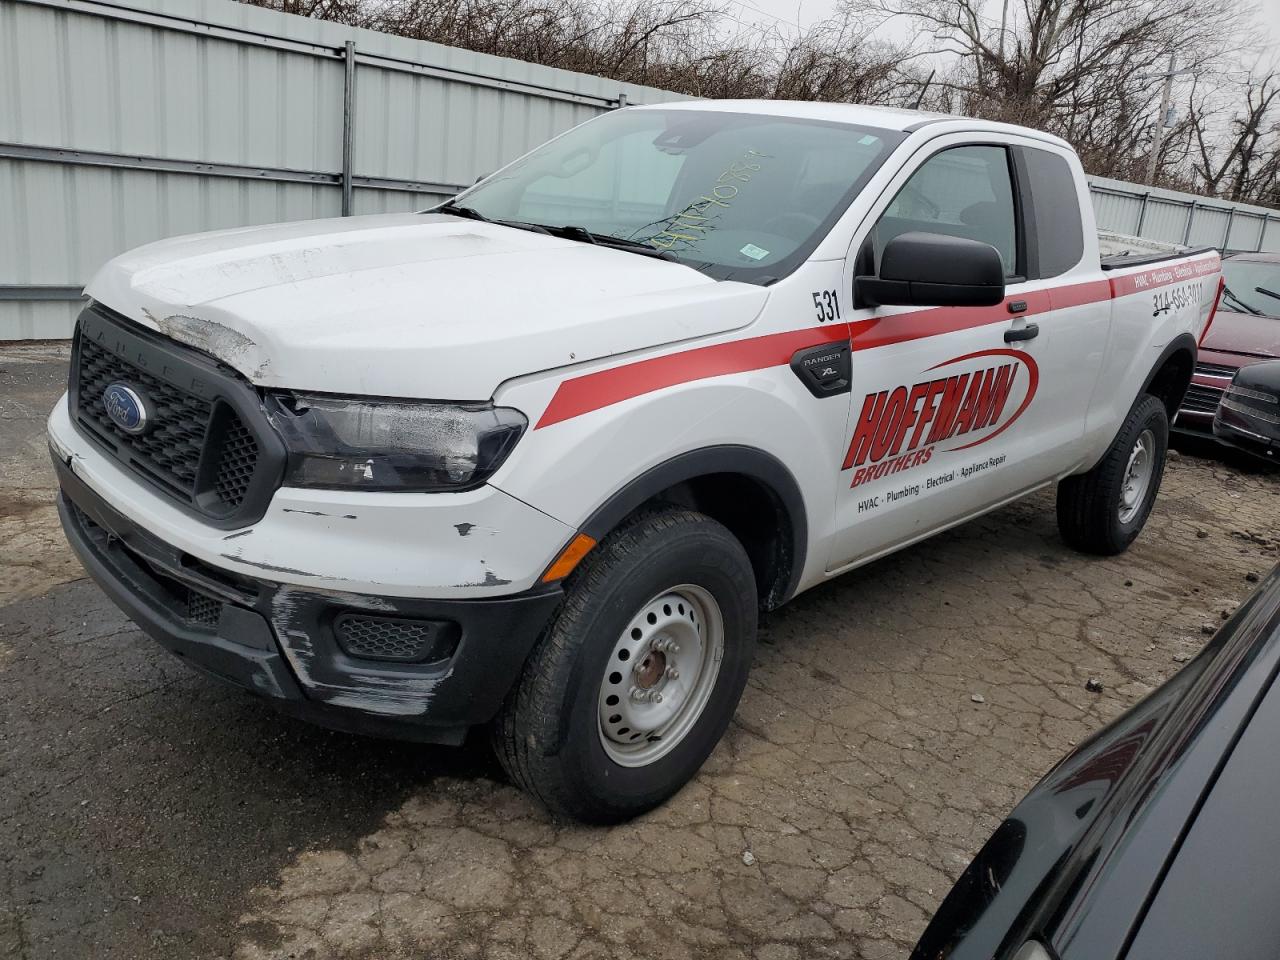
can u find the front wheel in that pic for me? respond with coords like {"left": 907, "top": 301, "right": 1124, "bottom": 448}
{"left": 493, "top": 508, "right": 757, "bottom": 823}
{"left": 1056, "top": 393, "right": 1169, "bottom": 555}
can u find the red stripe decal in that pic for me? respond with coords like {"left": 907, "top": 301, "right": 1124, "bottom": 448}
{"left": 1107, "top": 252, "right": 1221, "bottom": 299}
{"left": 535, "top": 324, "right": 849, "bottom": 428}
{"left": 1200, "top": 275, "right": 1226, "bottom": 347}
{"left": 1050, "top": 279, "right": 1111, "bottom": 310}
{"left": 534, "top": 253, "right": 1220, "bottom": 429}
{"left": 847, "top": 291, "right": 1054, "bottom": 352}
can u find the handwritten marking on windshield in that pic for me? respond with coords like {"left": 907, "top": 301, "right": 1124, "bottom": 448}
{"left": 645, "top": 149, "right": 770, "bottom": 252}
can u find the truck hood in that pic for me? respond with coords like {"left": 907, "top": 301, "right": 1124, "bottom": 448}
{"left": 1203, "top": 307, "right": 1280, "bottom": 360}
{"left": 85, "top": 213, "right": 768, "bottom": 400}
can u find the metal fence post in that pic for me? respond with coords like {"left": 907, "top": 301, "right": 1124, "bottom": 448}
{"left": 341, "top": 40, "right": 356, "bottom": 216}
{"left": 1222, "top": 207, "right": 1235, "bottom": 251}
{"left": 1181, "top": 200, "right": 1197, "bottom": 245}
{"left": 1256, "top": 214, "right": 1271, "bottom": 253}
{"left": 1135, "top": 191, "right": 1151, "bottom": 236}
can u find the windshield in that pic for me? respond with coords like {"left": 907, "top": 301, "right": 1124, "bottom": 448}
{"left": 1220, "top": 259, "right": 1280, "bottom": 316}
{"left": 447, "top": 108, "right": 904, "bottom": 283}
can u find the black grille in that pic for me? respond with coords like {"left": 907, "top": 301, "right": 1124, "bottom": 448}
{"left": 334, "top": 615, "right": 456, "bottom": 663}
{"left": 1195, "top": 362, "right": 1237, "bottom": 379}
{"left": 77, "top": 335, "right": 211, "bottom": 499}
{"left": 212, "top": 415, "right": 259, "bottom": 509}
{"left": 71, "top": 307, "right": 283, "bottom": 527}
{"left": 187, "top": 590, "right": 223, "bottom": 627}
{"left": 1181, "top": 384, "right": 1224, "bottom": 414}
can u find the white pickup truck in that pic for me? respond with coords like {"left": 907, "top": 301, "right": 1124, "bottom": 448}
{"left": 49, "top": 100, "right": 1222, "bottom": 822}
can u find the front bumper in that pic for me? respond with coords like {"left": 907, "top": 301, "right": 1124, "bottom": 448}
{"left": 1174, "top": 367, "right": 1233, "bottom": 435}
{"left": 1213, "top": 370, "right": 1280, "bottom": 462}
{"left": 47, "top": 394, "right": 573, "bottom": 599}
{"left": 55, "top": 453, "right": 563, "bottom": 743}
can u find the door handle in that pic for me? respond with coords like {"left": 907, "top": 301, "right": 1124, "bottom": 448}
{"left": 1004, "top": 322, "right": 1039, "bottom": 343}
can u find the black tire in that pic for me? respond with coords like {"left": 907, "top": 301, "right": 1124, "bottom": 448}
{"left": 493, "top": 508, "right": 757, "bottom": 823}
{"left": 1057, "top": 393, "right": 1169, "bottom": 555}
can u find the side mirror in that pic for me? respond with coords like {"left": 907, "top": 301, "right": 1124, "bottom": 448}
{"left": 855, "top": 232, "right": 1005, "bottom": 308}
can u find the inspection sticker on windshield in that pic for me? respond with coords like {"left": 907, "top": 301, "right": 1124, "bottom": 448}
{"left": 858, "top": 134, "right": 880, "bottom": 146}
{"left": 740, "top": 243, "right": 770, "bottom": 261}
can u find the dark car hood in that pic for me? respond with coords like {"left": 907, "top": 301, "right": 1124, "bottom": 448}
{"left": 1203, "top": 307, "right": 1280, "bottom": 359}
{"left": 912, "top": 563, "right": 1280, "bottom": 960}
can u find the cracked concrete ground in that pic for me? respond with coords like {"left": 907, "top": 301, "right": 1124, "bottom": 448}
{"left": 2, "top": 345, "right": 1277, "bottom": 960}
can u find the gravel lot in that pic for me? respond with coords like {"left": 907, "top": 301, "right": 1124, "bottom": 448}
{"left": 2, "top": 343, "right": 1277, "bottom": 960}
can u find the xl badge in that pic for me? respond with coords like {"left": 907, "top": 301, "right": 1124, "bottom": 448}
{"left": 103, "top": 383, "right": 150, "bottom": 435}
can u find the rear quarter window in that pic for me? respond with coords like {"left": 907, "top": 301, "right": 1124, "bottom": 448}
{"left": 1022, "top": 148, "right": 1084, "bottom": 278}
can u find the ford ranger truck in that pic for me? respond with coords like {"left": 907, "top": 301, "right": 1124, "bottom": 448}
{"left": 48, "top": 101, "right": 1222, "bottom": 822}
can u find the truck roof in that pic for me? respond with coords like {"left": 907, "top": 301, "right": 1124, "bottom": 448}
{"left": 637, "top": 99, "right": 1072, "bottom": 148}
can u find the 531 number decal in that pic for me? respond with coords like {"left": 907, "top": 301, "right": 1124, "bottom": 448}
{"left": 813, "top": 290, "right": 841, "bottom": 321}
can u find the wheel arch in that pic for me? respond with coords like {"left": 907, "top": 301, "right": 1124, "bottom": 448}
{"left": 580, "top": 445, "right": 808, "bottom": 611}
{"left": 1141, "top": 333, "right": 1198, "bottom": 419}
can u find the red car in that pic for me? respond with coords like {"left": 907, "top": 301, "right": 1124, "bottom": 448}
{"left": 1177, "top": 251, "right": 1280, "bottom": 433}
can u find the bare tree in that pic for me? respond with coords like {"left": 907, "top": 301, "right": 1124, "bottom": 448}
{"left": 237, "top": 0, "right": 1277, "bottom": 207}
{"left": 243, "top": 0, "right": 910, "bottom": 103}
{"left": 1188, "top": 71, "right": 1280, "bottom": 204}
{"left": 769, "top": 18, "right": 907, "bottom": 103}
{"left": 844, "top": 0, "right": 1244, "bottom": 181}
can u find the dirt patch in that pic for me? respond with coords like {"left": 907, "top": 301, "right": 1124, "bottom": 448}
{"left": 0, "top": 345, "right": 84, "bottom": 606}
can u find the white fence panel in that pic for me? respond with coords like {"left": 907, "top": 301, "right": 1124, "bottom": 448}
{"left": 1087, "top": 174, "right": 1278, "bottom": 255}
{"left": 0, "top": 0, "right": 686, "bottom": 338}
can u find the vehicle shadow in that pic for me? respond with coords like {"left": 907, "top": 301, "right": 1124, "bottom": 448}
{"left": 1171, "top": 430, "right": 1279, "bottom": 475}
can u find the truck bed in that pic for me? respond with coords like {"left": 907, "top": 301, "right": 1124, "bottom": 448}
{"left": 1098, "top": 230, "right": 1215, "bottom": 271}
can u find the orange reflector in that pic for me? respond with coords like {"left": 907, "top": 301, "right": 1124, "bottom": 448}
{"left": 542, "top": 533, "right": 597, "bottom": 582}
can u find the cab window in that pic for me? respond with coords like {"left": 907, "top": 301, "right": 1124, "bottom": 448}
{"left": 1019, "top": 147, "right": 1084, "bottom": 278}
{"left": 871, "top": 145, "right": 1020, "bottom": 278}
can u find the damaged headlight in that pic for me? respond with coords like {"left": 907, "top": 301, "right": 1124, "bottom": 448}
{"left": 266, "top": 393, "right": 527, "bottom": 492}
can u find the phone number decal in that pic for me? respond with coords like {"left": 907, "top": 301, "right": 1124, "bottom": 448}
{"left": 1153, "top": 280, "right": 1203, "bottom": 317}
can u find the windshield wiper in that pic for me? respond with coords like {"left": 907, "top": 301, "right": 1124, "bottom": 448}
{"left": 433, "top": 208, "right": 674, "bottom": 260}
{"left": 1222, "top": 284, "right": 1263, "bottom": 315}
{"left": 436, "top": 201, "right": 492, "bottom": 222}
{"left": 1255, "top": 285, "right": 1280, "bottom": 306}
{"left": 540, "top": 225, "right": 677, "bottom": 261}
{"left": 436, "top": 202, "right": 561, "bottom": 237}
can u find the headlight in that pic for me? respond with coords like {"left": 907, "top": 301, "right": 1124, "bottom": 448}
{"left": 266, "top": 393, "right": 526, "bottom": 492}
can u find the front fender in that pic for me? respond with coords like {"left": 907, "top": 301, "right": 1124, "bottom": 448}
{"left": 489, "top": 372, "right": 846, "bottom": 598}
{"left": 578, "top": 444, "right": 808, "bottom": 604}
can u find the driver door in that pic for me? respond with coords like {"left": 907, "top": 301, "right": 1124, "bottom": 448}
{"left": 828, "top": 139, "right": 1064, "bottom": 572}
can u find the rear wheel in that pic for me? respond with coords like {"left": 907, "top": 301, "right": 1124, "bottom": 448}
{"left": 493, "top": 508, "right": 757, "bottom": 823}
{"left": 1057, "top": 393, "right": 1169, "bottom": 555}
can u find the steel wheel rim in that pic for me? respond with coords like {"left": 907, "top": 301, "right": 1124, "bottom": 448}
{"left": 597, "top": 584, "right": 725, "bottom": 768}
{"left": 1119, "top": 427, "right": 1155, "bottom": 524}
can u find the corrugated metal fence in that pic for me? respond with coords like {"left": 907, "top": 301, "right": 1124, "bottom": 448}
{"left": 2, "top": 0, "right": 1277, "bottom": 339}
{"left": 1087, "top": 174, "right": 1278, "bottom": 254}
{"left": 0, "top": 0, "right": 685, "bottom": 338}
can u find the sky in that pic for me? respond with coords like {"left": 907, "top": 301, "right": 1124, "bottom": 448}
{"left": 731, "top": 0, "right": 1280, "bottom": 75}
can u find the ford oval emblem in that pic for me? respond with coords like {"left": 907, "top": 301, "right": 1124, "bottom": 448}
{"left": 103, "top": 383, "right": 150, "bottom": 435}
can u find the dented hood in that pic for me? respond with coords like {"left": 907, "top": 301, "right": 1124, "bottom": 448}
{"left": 85, "top": 213, "right": 767, "bottom": 399}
